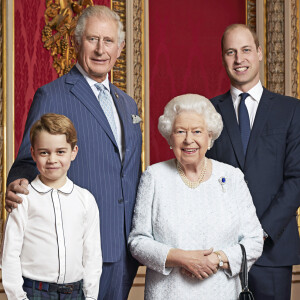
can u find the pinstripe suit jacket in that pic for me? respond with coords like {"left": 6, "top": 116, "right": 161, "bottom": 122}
{"left": 7, "top": 66, "right": 142, "bottom": 263}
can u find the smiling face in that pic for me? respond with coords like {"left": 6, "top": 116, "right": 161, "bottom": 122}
{"left": 76, "top": 16, "right": 124, "bottom": 83}
{"left": 170, "top": 112, "right": 212, "bottom": 168}
{"left": 31, "top": 131, "right": 78, "bottom": 189}
{"left": 222, "top": 26, "right": 262, "bottom": 92}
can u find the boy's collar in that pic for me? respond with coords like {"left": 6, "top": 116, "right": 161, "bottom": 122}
{"left": 31, "top": 175, "right": 74, "bottom": 195}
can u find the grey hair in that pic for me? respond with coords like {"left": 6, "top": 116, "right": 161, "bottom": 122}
{"left": 74, "top": 5, "right": 125, "bottom": 46}
{"left": 158, "top": 94, "right": 223, "bottom": 147}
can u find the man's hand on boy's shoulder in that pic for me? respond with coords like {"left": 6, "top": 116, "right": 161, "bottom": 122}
{"left": 5, "top": 179, "right": 29, "bottom": 212}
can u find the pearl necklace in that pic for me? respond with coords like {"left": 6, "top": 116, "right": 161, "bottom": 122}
{"left": 176, "top": 158, "right": 207, "bottom": 189}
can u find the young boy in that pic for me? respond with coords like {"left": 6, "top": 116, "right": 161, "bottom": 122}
{"left": 1, "top": 113, "right": 102, "bottom": 300}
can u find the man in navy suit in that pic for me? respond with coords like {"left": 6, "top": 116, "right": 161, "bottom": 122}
{"left": 5, "top": 5, "right": 142, "bottom": 300}
{"left": 207, "top": 24, "right": 300, "bottom": 300}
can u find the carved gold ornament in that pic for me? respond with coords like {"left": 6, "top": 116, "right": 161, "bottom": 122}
{"left": 42, "top": 0, "right": 93, "bottom": 77}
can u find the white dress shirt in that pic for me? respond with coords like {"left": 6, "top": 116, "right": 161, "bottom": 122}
{"left": 1, "top": 176, "right": 102, "bottom": 300}
{"left": 76, "top": 62, "right": 124, "bottom": 161}
{"left": 230, "top": 81, "right": 263, "bottom": 128}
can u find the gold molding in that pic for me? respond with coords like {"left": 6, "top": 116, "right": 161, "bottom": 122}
{"left": 43, "top": 0, "right": 93, "bottom": 77}
{"left": 132, "top": 0, "right": 145, "bottom": 171}
{"left": 266, "top": 0, "right": 285, "bottom": 94}
{"left": 1, "top": 0, "right": 7, "bottom": 228}
{"left": 1, "top": 0, "right": 5, "bottom": 228}
{"left": 297, "top": 0, "right": 300, "bottom": 235}
{"left": 246, "top": 0, "right": 256, "bottom": 32}
{"left": 2, "top": 0, "right": 15, "bottom": 228}
{"left": 264, "top": 0, "right": 267, "bottom": 88}
{"left": 111, "top": 0, "right": 127, "bottom": 92}
{"left": 291, "top": 0, "right": 299, "bottom": 98}
{"left": 298, "top": 0, "right": 300, "bottom": 99}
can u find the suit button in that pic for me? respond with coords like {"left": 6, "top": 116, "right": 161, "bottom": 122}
{"left": 118, "top": 199, "right": 124, "bottom": 204}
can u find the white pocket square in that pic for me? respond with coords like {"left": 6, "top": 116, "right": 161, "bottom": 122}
{"left": 132, "top": 114, "right": 142, "bottom": 124}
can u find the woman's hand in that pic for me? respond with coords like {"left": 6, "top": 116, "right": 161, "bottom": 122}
{"left": 207, "top": 251, "right": 230, "bottom": 270}
{"left": 206, "top": 252, "right": 220, "bottom": 268}
{"left": 166, "top": 248, "right": 218, "bottom": 280}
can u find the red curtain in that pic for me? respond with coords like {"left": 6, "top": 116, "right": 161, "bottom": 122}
{"left": 149, "top": 1, "right": 246, "bottom": 164}
{"left": 14, "top": 0, "right": 110, "bottom": 155}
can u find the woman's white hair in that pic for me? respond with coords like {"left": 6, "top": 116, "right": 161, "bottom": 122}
{"left": 74, "top": 5, "right": 125, "bottom": 46}
{"left": 158, "top": 94, "right": 223, "bottom": 147}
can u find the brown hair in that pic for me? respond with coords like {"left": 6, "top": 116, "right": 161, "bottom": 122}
{"left": 221, "top": 24, "right": 260, "bottom": 51}
{"left": 30, "top": 113, "right": 77, "bottom": 149}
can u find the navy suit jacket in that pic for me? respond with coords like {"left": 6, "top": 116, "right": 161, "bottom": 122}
{"left": 8, "top": 66, "right": 142, "bottom": 263}
{"left": 207, "top": 88, "right": 300, "bottom": 267}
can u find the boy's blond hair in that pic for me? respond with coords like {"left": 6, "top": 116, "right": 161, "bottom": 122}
{"left": 30, "top": 113, "right": 77, "bottom": 149}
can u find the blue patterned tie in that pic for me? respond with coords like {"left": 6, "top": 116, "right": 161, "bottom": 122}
{"left": 95, "top": 83, "right": 118, "bottom": 141}
{"left": 238, "top": 93, "right": 251, "bottom": 154}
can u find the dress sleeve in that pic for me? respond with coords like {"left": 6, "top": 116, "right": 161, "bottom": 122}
{"left": 82, "top": 191, "right": 102, "bottom": 299}
{"left": 128, "top": 168, "right": 173, "bottom": 275}
{"left": 1, "top": 194, "right": 29, "bottom": 300}
{"left": 222, "top": 169, "right": 264, "bottom": 277}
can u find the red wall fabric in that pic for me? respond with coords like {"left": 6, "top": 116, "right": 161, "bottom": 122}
{"left": 15, "top": 1, "right": 57, "bottom": 154}
{"left": 149, "top": 1, "right": 246, "bottom": 164}
{"left": 14, "top": 0, "right": 110, "bottom": 155}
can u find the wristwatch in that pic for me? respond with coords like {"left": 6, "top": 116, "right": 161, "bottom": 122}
{"left": 214, "top": 251, "right": 224, "bottom": 268}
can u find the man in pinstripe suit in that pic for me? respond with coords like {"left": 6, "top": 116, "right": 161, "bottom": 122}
{"left": 5, "top": 5, "right": 142, "bottom": 300}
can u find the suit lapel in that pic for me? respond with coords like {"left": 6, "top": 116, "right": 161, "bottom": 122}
{"left": 110, "top": 83, "right": 131, "bottom": 163}
{"left": 244, "top": 88, "right": 274, "bottom": 171}
{"left": 65, "top": 67, "right": 118, "bottom": 148}
{"left": 217, "top": 92, "right": 245, "bottom": 169}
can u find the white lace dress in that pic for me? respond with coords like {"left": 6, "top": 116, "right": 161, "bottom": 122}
{"left": 128, "top": 159, "right": 263, "bottom": 300}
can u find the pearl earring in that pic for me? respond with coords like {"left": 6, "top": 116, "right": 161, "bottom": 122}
{"left": 170, "top": 146, "right": 172, "bottom": 150}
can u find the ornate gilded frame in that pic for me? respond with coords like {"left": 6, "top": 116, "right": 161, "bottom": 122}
{"left": 246, "top": 0, "right": 256, "bottom": 32}
{"left": 290, "top": 0, "right": 300, "bottom": 98}
{"left": 1, "top": 0, "right": 7, "bottom": 237}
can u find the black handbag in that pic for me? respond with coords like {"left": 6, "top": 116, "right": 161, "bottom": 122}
{"left": 239, "top": 244, "right": 254, "bottom": 300}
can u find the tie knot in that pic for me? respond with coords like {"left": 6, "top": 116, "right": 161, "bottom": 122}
{"left": 95, "top": 83, "right": 105, "bottom": 92}
{"left": 239, "top": 93, "right": 250, "bottom": 103}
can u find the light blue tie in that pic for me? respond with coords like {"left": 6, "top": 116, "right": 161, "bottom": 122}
{"left": 95, "top": 83, "right": 118, "bottom": 141}
{"left": 238, "top": 93, "right": 251, "bottom": 155}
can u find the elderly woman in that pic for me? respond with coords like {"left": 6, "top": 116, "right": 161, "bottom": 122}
{"left": 128, "top": 94, "right": 263, "bottom": 299}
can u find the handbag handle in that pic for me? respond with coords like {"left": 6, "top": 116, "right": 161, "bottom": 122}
{"left": 239, "top": 243, "right": 248, "bottom": 290}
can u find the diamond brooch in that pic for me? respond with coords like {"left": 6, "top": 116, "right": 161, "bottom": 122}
{"left": 219, "top": 177, "right": 226, "bottom": 192}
